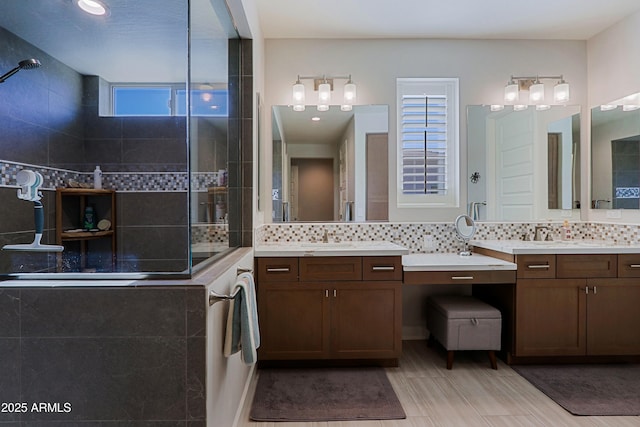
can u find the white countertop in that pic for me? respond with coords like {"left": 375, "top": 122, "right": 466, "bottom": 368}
{"left": 402, "top": 253, "right": 517, "bottom": 271}
{"left": 254, "top": 241, "right": 409, "bottom": 257}
{"left": 471, "top": 239, "right": 640, "bottom": 255}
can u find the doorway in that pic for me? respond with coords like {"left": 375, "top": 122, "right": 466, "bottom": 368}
{"left": 290, "top": 158, "right": 334, "bottom": 221}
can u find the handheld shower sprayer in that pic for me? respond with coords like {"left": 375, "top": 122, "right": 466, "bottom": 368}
{"left": 0, "top": 58, "right": 41, "bottom": 83}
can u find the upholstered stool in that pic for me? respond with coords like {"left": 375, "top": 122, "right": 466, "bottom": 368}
{"left": 426, "top": 295, "right": 502, "bottom": 370}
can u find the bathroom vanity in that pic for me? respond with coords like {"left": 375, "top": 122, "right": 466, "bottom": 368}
{"left": 472, "top": 240, "right": 640, "bottom": 363}
{"left": 253, "top": 242, "right": 408, "bottom": 364}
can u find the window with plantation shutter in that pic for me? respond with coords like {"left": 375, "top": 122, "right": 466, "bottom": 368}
{"left": 396, "top": 78, "right": 459, "bottom": 207}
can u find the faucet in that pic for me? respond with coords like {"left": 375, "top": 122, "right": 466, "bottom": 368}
{"left": 533, "top": 225, "right": 551, "bottom": 241}
{"left": 592, "top": 199, "right": 611, "bottom": 209}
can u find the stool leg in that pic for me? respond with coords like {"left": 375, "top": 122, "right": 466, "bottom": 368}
{"left": 488, "top": 350, "right": 497, "bottom": 370}
{"left": 447, "top": 351, "right": 454, "bottom": 370}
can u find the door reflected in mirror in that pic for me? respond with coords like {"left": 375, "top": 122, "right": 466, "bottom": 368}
{"left": 467, "top": 105, "right": 581, "bottom": 221}
{"left": 591, "top": 105, "right": 640, "bottom": 209}
{"left": 271, "top": 105, "right": 389, "bottom": 222}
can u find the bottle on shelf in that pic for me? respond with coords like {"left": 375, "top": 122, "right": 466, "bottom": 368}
{"left": 93, "top": 166, "right": 102, "bottom": 189}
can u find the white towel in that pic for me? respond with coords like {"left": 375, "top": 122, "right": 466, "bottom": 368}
{"left": 223, "top": 272, "right": 260, "bottom": 365}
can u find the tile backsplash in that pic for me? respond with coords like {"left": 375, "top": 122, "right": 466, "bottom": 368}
{"left": 256, "top": 221, "right": 640, "bottom": 254}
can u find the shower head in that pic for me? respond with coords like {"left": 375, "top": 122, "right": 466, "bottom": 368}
{"left": 0, "top": 58, "right": 41, "bottom": 83}
{"left": 18, "top": 58, "right": 41, "bottom": 70}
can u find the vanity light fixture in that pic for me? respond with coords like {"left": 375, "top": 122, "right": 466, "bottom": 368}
{"left": 76, "top": 0, "right": 109, "bottom": 16}
{"left": 504, "top": 75, "right": 570, "bottom": 104}
{"left": 291, "top": 75, "right": 357, "bottom": 112}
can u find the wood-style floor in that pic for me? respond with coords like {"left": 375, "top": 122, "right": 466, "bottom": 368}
{"left": 237, "top": 340, "right": 640, "bottom": 427}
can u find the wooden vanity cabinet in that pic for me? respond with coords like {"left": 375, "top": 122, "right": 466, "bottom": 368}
{"left": 514, "top": 254, "right": 640, "bottom": 358}
{"left": 256, "top": 256, "right": 402, "bottom": 363}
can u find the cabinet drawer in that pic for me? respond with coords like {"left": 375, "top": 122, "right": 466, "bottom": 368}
{"left": 300, "top": 257, "right": 362, "bottom": 281}
{"left": 618, "top": 254, "right": 640, "bottom": 277}
{"left": 403, "top": 270, "right": 516, "bottom": 285}
{"left": 257, "top": 257, "right": 299, "bottom": 282}
{"left": 516, "top": 255, "right": 556, "bottom": 279}
{"left": 362, "top": 256, "right": 402, "bottom": 281}
{"left": 557, "top": 254, "right": 617, "bottom": 278}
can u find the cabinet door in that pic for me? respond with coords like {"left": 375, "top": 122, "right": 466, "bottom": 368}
{"left": 515, "top": 279, "right": 586, "bottom": 356}
{"left": 330, "top": 281, "right": 402, "bottom": 359}
{"left": 257, "top": 282, "right": 330, "bottom": 360}
{"left": 587, "top": 279, "right": 640, "bottom": 355}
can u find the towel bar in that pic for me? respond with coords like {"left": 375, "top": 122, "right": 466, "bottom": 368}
{"left": 209, "top": 287, "right": 241, "bottom": 306}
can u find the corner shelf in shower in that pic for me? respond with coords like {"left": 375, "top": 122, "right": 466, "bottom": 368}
{"left": 55, "top": 188, "right": 116, "bottom": 272}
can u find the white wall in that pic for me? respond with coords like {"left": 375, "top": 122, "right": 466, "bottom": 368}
{"left": 261, "top": 38, "right": 588, "bottom": 222}
{"left": 205, "top": 249, "right": 255, "bottom": 427}
{"left": 587, "top": 9, "right": 640, "bottom": 106}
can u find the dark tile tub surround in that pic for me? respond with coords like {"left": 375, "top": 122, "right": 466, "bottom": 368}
{"left": 0, "top": 286, "right": 206, "bottom": 425}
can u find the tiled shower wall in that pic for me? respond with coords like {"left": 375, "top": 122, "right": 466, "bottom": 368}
{"left": 256, "top": 221, "right": 640, "bottom": 253}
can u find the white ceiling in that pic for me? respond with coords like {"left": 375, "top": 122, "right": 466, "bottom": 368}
{"left": 255, "top": 0, "right": 640, "bottom": 40}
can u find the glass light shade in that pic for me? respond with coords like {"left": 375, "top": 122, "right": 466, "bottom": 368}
{"left": 513, "top": 104, "right": 528, "bottom": 111}
{"left": 504, "top": 83, "right": 519, "bottom": 103}
{"left": 553, "top": 81, "right": 570, "bottom": 103}
{"left": 317, "top": 82, "right": 331, "bottom": 112}
{"left": 600, "top": 104, "right": 617, "bottom": 111}
{"left": 76, "top": 0, "right": 108, "bottom": 15}
{"left": 490, "top": 105, "right": 504, "bottom": 112}
{"left": 340, "top": 104, "right": 353, "bottom": 111}
{"left": 318, "top": 82, "right": 331, "bottom": 103}
{"left": 343, "top": 82, "right": 356, "bottom": 103}
{"left": 529, "top": 82, "right": 545, "bottom": 103}
{"left": 535, "top": 104, "right": 551, "bottom": 111}
{"left": 292, "top": 82, "right": 305, "bottom": 111}
{"left": 623, "top": 105, "right": 640, "bottom": 111}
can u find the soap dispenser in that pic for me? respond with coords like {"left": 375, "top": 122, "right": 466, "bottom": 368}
{"left": 561, "top": 220, "right": 572, "bottom": 241}
{"left": 93, "top": 166, "right": 102, "bottom": 189}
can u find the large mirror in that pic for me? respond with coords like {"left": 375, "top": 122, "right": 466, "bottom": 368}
{"left": 591, "top": 105, "right": 640, "bottom": 209}
{"left": 467, "top": 105, "right": 581, "bottom": 221}
{"left": 271, "top": 105, "right": 389, "bottom": 222}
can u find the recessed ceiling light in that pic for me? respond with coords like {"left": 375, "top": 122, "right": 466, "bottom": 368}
{"left": 76, "top": 0, "right": 109, "bottom": 16}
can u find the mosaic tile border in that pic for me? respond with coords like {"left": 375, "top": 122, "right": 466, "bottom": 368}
{"left": 256, "top": 221, "right": 640, "bottom": 254}
{"left": 0, "top": 160, "right": 217, "bottom": 192}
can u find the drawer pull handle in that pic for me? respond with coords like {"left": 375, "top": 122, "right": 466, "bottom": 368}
{"left": 372, "top": 266, "right": 395, "bottom": 271}
{"left": 266, "top": 267, "right": 290, "bottom": 272}
{"left": 451, "top": 276, "right": 474, "bottom": 280}
{"left": 629, "top": 264, "right": 640, "bottom": 268}
{"left": 527, "top": 264, "right": 550, "bottom": 269}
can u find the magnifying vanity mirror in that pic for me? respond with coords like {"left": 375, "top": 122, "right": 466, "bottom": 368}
{"left": 271, "top": 104, "right": 389, "bottom": 222}
{"left": 467, "top": 105, "right": 581, "bottom": 221}
{"left": 591, "top": 105, "right": 640, "bottom": 209}
{"left": 454, "top": 214, "right": 476, "bottom": 256}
